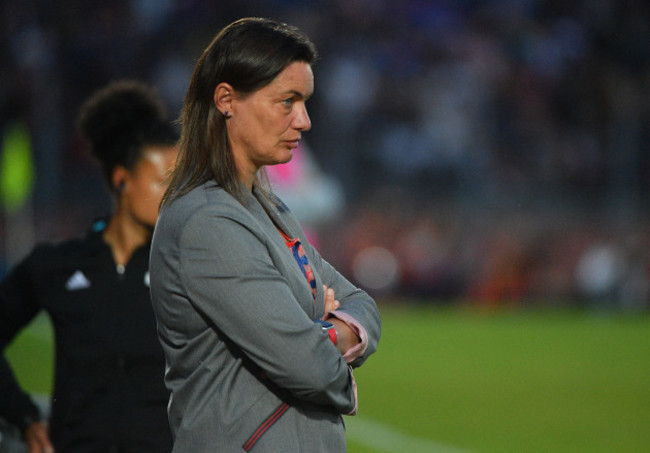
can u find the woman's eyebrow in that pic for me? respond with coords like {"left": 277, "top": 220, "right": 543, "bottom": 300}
{"left": 281, "top": 89, "right": 313, "bottom": 100}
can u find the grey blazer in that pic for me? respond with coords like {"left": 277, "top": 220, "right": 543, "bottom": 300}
{"left": 149, "top": 181, "right": 381, "bottom": 452}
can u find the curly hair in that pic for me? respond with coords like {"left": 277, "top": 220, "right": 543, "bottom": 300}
{"left": 77, "top": 80, "right": 178, "bottom": 189}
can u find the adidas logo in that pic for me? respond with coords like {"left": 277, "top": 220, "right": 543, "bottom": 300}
{"left": 65, "top": 270, "right": 91, "bottom": 291}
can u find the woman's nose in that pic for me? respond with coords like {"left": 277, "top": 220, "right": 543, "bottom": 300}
{"left": 293, "top": 104, "right": 311, "bottom": 131}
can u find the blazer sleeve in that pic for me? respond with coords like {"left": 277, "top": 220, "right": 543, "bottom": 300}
{"left": 0, "top": 253, "right": 44, "bottom": 430}
{"left": 178, "top": 207, "right": 356, "bottom": 413}
{"left": 305, "top": 242, "right": 381, "bottom": 368}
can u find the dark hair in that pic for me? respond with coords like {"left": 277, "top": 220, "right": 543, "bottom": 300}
{"left": 162, "top": 17, "right": 318, "bottom": 206}
{"left": 77, "top": 80, "right": 178, "bottom": 190}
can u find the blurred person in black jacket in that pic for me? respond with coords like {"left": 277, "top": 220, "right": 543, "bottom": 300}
{"left": 0, "top": 80, "right": 177, "bottom": 452}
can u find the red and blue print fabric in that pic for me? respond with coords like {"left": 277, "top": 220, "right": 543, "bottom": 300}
{"left": 279, "top": 230, "right": 317, "bottom": 302}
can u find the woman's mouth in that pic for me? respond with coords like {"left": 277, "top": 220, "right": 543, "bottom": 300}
{"left": 284, "top": 139, "right": 300, "bottom": 149}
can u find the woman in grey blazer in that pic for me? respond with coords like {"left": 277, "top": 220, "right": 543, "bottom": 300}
{"left": 149, "top": 17, "right": 381, "bottom": 452}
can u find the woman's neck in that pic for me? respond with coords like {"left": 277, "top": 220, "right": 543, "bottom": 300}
{"left": 238, "top": 170, "right": 256, "bottom": 191}
{"left": 102, "top": 207, "right": 151, "bottom": 266}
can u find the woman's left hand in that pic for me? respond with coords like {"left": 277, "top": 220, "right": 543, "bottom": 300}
{"left": 323, "top": 285, "right": 340, "bottom": 315}
{"left": 322, "top": 285, "right": 360, "bottom": 355}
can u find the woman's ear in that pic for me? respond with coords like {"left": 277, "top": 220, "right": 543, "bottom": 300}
{"left": 213, "top": 83, "right": 234, "bottom": 118}
{"left": 111, "top": 166, "right": 130, "bottom": 194}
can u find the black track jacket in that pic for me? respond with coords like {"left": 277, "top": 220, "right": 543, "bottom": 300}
{"left": 0, "top": 220, "right": 172, "bottom": 452}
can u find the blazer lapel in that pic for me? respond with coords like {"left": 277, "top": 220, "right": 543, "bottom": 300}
{"left": 250, "top": 186, "right": 323, "bottom": 316}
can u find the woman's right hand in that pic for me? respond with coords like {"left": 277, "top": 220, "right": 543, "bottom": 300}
{"left": 24, "top": 421, "right": 54, "bottom": 453}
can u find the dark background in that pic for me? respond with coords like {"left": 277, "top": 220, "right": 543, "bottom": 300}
{"left": 2, "top": 0, "right": 650, "bottom": 310}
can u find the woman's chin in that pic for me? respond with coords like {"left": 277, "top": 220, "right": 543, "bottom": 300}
{"left": 276, "top": 151, "right": 294, "bottom": 165}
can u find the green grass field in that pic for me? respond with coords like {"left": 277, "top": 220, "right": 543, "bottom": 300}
{"left": 6, "top": 304, "right": 650, "bottom": 452}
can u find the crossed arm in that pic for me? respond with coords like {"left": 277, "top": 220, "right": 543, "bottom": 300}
{"left": 322, "top": 285, "right": 361, "bottom": 357}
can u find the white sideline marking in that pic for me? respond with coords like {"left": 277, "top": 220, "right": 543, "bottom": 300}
{"left": 346, "top": 416, "right": 470, "bottom": 453}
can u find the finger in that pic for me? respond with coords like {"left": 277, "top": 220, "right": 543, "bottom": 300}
{"left": 27, "top": 440, "right": 42, "bottom": 453}
{"left": 37, "top": 437, "right": 55, "bottom": 453}
{"left": 40, "top": 427, "right": 55, "bottom": 453}
{"left": 25, "top": 427, "right": 41, "bottom": 453}
{"left": 29, "top": 424, "right": 54, "bottom": 453}
{"left": 43, "top": 440, "right": 55, "bottom": 453}
{"left": 323, "top": 287, "right": 337, "bottom": 313}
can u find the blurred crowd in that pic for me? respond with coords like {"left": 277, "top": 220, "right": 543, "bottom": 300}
{"left": 1, "top": 0, "right": 650, "bottom": 310}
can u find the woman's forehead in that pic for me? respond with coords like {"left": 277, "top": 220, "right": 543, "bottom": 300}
{"left": 264, "top": 62, "right": 314, "bottom": 97}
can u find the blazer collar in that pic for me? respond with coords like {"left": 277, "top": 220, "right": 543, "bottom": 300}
{"left": 238, "top": 185, "right": 293, "bottom": 239}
